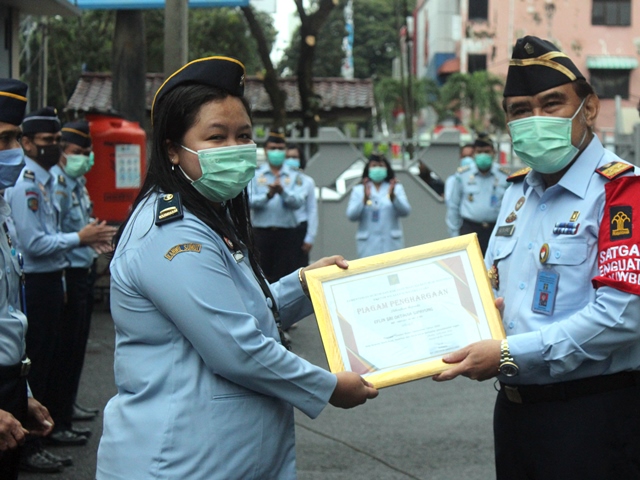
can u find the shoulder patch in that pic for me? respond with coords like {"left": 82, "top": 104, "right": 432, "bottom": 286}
{"left": 57, "top": 175, "right": 66, "bottom": 187}
{"left": 155, "top": 192, "right": 184, "bottom": 226}
{"left": 23, "top": 170, "right": 35, "bottom": 181}
{"left": 164, "top": 243, "right": 202, "bottom": 261}
{"left": 457, "top": 165, "right": 470, "bottom": 174}
{"left": 507, "top": 167, "right": 531, "bottom": 183}
{"left": 499, "top": 166, "right": 511, "bottom": 176}
{"left": 27, "top": 197, "right": 38, "bottom": 212}
{"left": 596, "top": 161, "right": 633, "bottom": 181}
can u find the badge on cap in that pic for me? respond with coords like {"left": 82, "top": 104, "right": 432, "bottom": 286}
{"left": 524, "top": 42, "right": 534, "bottom": 55}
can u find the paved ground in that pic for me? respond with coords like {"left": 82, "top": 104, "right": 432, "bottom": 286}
{"left": 22, "top": 305, "right": 497, "bottom": 479}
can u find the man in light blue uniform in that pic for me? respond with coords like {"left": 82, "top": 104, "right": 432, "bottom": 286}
{"left": 50, "top": 120, "right": 109, "bottom": 441}
{"left": 284, "top": 143, "right": 317, "bottom": 268}
{"left": 5, "top": 107, "right": 113, "bottom": 463}
{"left": 444, "top": 143, "right": 475, "bottom": 204}
{"left": 0, "top": 79, "right": 55, "bottom": 477}
{"left": 250, "top": 131, "right": 305, "bottom": 282}
{"left": 446, "top": 134, "right": 510, "bottom": 254}
{"left": 434, "top": 36, "right": 640, "bottom": 479}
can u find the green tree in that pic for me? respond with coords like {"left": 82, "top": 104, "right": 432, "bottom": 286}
{"left": 436, "top": 71, "right": 506, "bottom": 132}
{"left": 374, "top": 77, "right": 439, "bottom": 133}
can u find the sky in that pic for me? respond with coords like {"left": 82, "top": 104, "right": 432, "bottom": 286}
{"left": 269, "top": 0, "right": 299, "bottom": 63}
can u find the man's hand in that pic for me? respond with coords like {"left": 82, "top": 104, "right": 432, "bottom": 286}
{"left": 329, "top": 372, "right": 379, "bottom": 409}
{"left": 0, "top": 410, "right": 28, "bottom": 450}
{"left": 23, "top": 398, "right": 54, "bottom": 437}
{"left": 78, "top": 220, "right": 117, "bottom": 247}
{"left": 301, "top": 242, "right": 313, "bottom": 254}
{"left": 432, "top": 339, "right": 502, "bottom": 382}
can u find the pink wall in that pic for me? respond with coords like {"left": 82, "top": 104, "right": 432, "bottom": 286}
{"left": 475, "top": 0, "right": 640, "bottom": 136}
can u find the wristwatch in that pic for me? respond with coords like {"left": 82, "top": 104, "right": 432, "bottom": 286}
{"left": 499, "top": 339, "right": 519, "bottom": 377}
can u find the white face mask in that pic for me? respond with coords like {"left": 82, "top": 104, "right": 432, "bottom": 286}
{"left": 179, "top": 144, "right": 257, "bottom": 202}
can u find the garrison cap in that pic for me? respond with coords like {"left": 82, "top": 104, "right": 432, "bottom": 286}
{"left": 61, "top": 120, "right": 92, "bottom": 149}
{"left": 266, "top": 128, "right": 286, "bottom": 145}
{"left": 504, "top": 36, "right": 584, "bottom": 97}
{"left": 0, "top": 78, "right": 28, "bottom": 126}
{"left": 474, "top": 133, "right": 494, "bottom": 150}
{"left": 22, "top": 106, "right": 61, "bottom": 135}
{"left": 152, "top": 56, "right": 246, "bottom": 124}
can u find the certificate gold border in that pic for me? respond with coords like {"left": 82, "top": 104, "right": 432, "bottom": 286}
{"left": 305, "top": 234, "right": 505, "bottom": 388}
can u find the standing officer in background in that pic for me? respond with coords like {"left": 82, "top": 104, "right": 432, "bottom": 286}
{"left": 445, "top": 134, "right": 510, "bottom": 254}
{"left": 250, "top": 130, "right": 305, "bottom": 282}
{"left": 284, "top": 143, "right": 317, "bottom": 269}
{"left": 0, "top": 79, "right": 55, "bottom": 477}
{"left": 51, "top": 120, "right": 111, "bottom": 438}
{"left": 444, "top": 143, "right": 475, "bottom": 204}
{"left": 5, "top": 107, "right": 113, "bottom": 468}
{"left": 434, "top": 36, "right": 640, "bottom": 479}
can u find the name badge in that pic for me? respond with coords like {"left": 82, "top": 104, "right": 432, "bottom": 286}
{"left": 495, "top": 225, "right": 515, "bottom": 237}
{"left": 532, "top": 269, "right": 559, "bottom": 316}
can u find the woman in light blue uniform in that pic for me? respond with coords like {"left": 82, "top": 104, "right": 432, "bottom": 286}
{"left": 96, "top": 57, "right": 377, "bottom": 480}
{"left": 346, "top": 154, "right": 412, "bottom": 258}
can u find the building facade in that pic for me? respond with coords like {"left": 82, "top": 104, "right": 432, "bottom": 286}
{"left": 415, "top": 0, "right": 640, "bottom": 139}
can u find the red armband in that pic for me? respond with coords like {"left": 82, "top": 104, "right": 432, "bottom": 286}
{"left": 592, "top": 176, "right": 640, "bottom": 295}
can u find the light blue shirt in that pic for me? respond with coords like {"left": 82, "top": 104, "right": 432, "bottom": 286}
{"left": 0, "top": 196, "right": 27, "bottom": 367}
{"left": 346, "top": 181, "right": 411, "bottom": 258}
{"left": 293, "top": 172, "right": 318, "bottom": 244}
{"left": 97, "top": 192, "right": 337, "bottom": 479}
{"left": 5, "top": 157, "right": 79, "bottom": 273}
{"left": 486, "top": 136, "right": 640, "bottom": 385}
{"left": 52, "top": 165, "right": 96, "bottom": 268}
{"left": 446, "top": 162, "right": 510, "bottom": 237}
{"left": 249, "top": 164, "right": 305, "bottom": 229}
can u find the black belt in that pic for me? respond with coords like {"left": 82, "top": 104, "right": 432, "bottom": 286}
{"left": 0, "top": 358, "right": 31, "bottom": 380}
{"left": 500, "top": 371, "right": 640, "bottom": 404}
{"left": 255, "top": 227, "right": 293, "bottom": 232}
{"left": 462, "top": 218, "right": 495, "bottom": 230}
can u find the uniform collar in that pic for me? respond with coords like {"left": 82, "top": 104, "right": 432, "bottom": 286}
{"left": 24, "top": 156, "right": 52, "bottom": 186}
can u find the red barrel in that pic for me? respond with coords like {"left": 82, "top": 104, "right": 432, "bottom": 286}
{"left": 84, "top": 113, "right": 146, "bottom": 224}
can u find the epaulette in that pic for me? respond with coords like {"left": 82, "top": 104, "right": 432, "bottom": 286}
{"left": 155, "top": 192, "right": 184, "bottom": 226}
{"left": 57, "top": 174, "right": 66, "bottom": 187}
{"left": 499, "top": 166, "right": 511, "bottom": 176}
{"left": 596, "top": 161, "right": 634, "bottom": 181}
{"left": 23, "top": 170, "right": 35, "bottom": 181}
{"left": 457, "top": 165, "right": 470, "bottom": 174}
{"left": 507, "top": 167, "right": 531, "bottom": 183}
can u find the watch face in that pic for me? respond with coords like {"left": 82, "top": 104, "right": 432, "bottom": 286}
{"left": 500, "top": 362, "right": 519, "bottom": 377}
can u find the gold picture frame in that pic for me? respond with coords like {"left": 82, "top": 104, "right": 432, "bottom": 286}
{"left": 305, "top": 234, "right": 505, "bottom": 389}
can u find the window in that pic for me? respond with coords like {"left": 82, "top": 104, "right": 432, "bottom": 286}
{"left": 592, "top": 0, "right": 631, "bottom": 26}
{"left": 589, "top": 69, "right": 630, "bottom": 99}
{"left": 468, "top": 0, "right": 488, "bottom": 21}
{"left": 467, "top": 54, "right": 487, "bottom": 73}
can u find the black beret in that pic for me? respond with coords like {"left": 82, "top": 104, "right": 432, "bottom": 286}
{"left": 474, "top": 133, "right": 494, "bottom": 149}
{"left": 0, "top": 79, "right": 28, "bottom": 126}
{"left": 152, "top": 56, "right": 246, "bottom": 124}
{"left": 266, "top": 129, "right": 285, "bottom": 145}
{"left": 61, "top": 120, "right": 92, "bottom": 149}
{"left": 22, "top": 106, "right": 61, "bottom": 135}
{"left": 504, "top": 36, "right": 584, "bottom": 97}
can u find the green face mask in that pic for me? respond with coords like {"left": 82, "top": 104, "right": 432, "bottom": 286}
{"left": 368, "top": 166, "right": 387, "bottom": 183}
{"left": 266, "top": 149, "right": 285, "bottom": 166}
{"left": 63, "top": 152, "right": 94, "bottom": 178}
{"left": 474, "top": 153, "right": 493, "bottom": 171}
{"left": 180, "top": 143, "right": 257, "bottom": 203}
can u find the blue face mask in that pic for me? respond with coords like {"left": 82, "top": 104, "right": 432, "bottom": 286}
{"left": 508, "top": 99, "right": 587, "bottom": 174}
{"left": 460, "top": 156, "right": 474, "bottom": 167}
{"left": 368, "top": 166, "right": 388, "bottom": 183}
{"left": 284, "top": 158, "right": 300, "bottom": 169}
{"left": 266, "top": 149, "right": 285, "bottom": 167}
{"left": 0, "top": 148, "right": 25, "bottom": 189}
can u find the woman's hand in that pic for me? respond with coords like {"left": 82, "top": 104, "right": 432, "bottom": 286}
{"left": 329, "top": 371, "right": 379, "bottom": 408}
{"left": 388, "top": 178, "right": 397, "bottom": 201}
{"left": 299, "top": 256, "right": 349, "bottom": 292}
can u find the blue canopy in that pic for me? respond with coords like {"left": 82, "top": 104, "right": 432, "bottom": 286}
{"left": 73, "top": 0, "right": 248, "bottom": 9}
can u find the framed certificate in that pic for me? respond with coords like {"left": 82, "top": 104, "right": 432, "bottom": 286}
{"left": 305, "top": 234, "right": 505, "bottom": 388}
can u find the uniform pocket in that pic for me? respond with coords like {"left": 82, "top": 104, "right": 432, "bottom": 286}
{"left": 544, "top": 239, "right": 588, "bottom": 266}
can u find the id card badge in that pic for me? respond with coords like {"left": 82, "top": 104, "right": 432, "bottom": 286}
{"left": 372, "top": 209, "right": 380, "bottom": 222}
{"left": 532, "top": 269, "right": 559, "bottom": 316}
{"left": 490, "top": 194, "right": 499, "bottom": 208}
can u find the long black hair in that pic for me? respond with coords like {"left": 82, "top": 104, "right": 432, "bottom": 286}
{"left": 113, "top": 83, "right": 261, "bottom": 273}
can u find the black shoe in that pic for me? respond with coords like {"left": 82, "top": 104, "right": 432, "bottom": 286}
{"left": 72, "top": 404, "right": 97, "bottom": 421}
{"left": 19, "top": 450, "right": 64, "bottom": 473}
{"left": 40, "top": 448, "right": 73, "bottom": 467}
{"left": 75, "top": 403, "right": 100, "bottom": 415}
{"left": 71, "top": 425, "right": 92, "bottom": 438}
{"left": 45, "top": 428, "right": 89, "bottom": 446}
